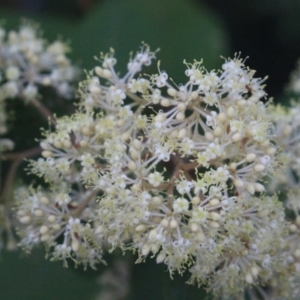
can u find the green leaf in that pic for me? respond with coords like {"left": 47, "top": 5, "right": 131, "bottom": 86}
{"left": 73, "top": 0, "right": 229, "bottom": 80}
{"left": 130, "top": 257, "right": 209, "bottom": 300}
{"left": 0, "top": 249, "right": 100, "bottom": 300}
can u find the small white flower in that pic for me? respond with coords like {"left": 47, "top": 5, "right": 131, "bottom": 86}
{"left": 154, "top": 71, "right": 168, "bottom": 88}
{"left": 147, "top": 171, "right": 164, "bottom": 187}
{"left": 176, "top": 179, "right": 193, "bottom": 195}
{"left": 55, "top": 193, "right": 71, "bottom": 206}
{"left": 155, "top": 143, "right": 172, "bottom": 161}
{"left": 6, "top": 66, "right": 20, "bottom": 80}
{"left": 173, "top": 197, "right": 189, "bottom": 213}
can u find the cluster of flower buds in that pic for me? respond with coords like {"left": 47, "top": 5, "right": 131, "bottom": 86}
{"left": 0, "top": 21, "right": 78, "bottom": 152}
{"left": 0, "top": 21, "right": 78, "bottom": 256}
{"left": 256, "top": 100, "right": 300, "bottom": 299}
{"left": 15, "top": 44, "right": 290, "bottom": 298}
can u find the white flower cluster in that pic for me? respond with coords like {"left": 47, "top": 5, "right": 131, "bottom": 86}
{"left": 257, "top": 102, "right": 300, "bottom": 300}
{"left": 0, "top": 21, "right": 78, "bottom": 152}
{"left": 15, "top": 45, "right": 288, "bottom": 298}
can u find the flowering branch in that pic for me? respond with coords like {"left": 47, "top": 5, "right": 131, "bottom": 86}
{"left": 2, "top": 21, "right": 300, "bottom": 300}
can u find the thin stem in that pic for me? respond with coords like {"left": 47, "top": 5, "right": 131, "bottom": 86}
{"left": 0, "top": 159, "right": 20, "bottom": 204}
{"left": 1, "top": 146, "right": 41, "bottom": 161}
{"left": 0, "top": 146, "right": 41, "bottom": 204}
{"left": 71, "top": 189, "right": 99, "bottom": 218}
{"left": 126, "top": 91, "right": 145, "bottom": 104}
{"left": 30, "top": 99, "right": 56, "bottom": 126}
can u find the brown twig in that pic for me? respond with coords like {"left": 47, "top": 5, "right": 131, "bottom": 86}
{"left": 164, "top": 154, "right": 200, "bottom": 207}
{"left": 1, "top": 146, "right": 41, "bottom": 161}
{"left": 71, "top": 189, "right": 99, "bottom": 218}
{"left": 30, "top": 99, "right": 56, "bottom": 126}
{"left": 0, "top": 146, "right": 42, "bottom": 204}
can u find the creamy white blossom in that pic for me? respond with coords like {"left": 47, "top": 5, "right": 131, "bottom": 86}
{"left": 13, "top": 44, "right": 294, "bottom": 299}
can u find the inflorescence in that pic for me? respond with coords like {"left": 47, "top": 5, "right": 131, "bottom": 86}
{"left": 13, "top": 43, "right": 292, "bottom": 299}
{"left": 0, "top": 20, "right": 78, "bottom": 152}
{"left": 2, "top": 22, "right": 300, "bottom": 299}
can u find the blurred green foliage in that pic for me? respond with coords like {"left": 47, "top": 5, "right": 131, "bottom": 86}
{"left": 0, "top": 249, "right": 99, "bottom": 300}
{"left": 0, "top": 0, "right": 229, "bottom": 76}
{"left": 0, "top": 0, "right": 229, "bottom": 299}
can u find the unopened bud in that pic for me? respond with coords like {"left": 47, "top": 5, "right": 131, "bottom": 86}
{"left": 217, "top": 112, "right": 227, "bottom": 123}
{"left": 254, "top": 164, "right": 265, "bottom": 172}
{"left": 152, "top": 196, "right": 162, "bottom": 205}
{"left": 178, "top": 128, "right": 187, "bottom": 139}
{"left": 142, "top": 244, "right": 151, "bottom": 256}
{"left": 95, "top": 66, "right": 103, "bottom": 77}
{"left": 161, "top": 99, "right": 171, "bottom": 107}
{"left": 254, "top": 183, "right": 265, "bottom": 192}
{"left": 136, "top": 224, "right": 147, "bottom": 232}
{"left": 177, "top": 103, "right": 186, "bottom": 112}
{"left": 227, "top": 107, "right": 235, "bottom": 118}
{"left": 251, "top": 266, "right": 259, "bottom": 277}
{"left": 39, "top": 225, "right": 49, "bottom": 235}
{"left": 196, "top": 232, "right": 206, "bottom": 242}
{"left": 63, "top": 140, "right": 72, "bottom": 149}
{"left": 40, "top": 197, "right": 50, "bottom": 205}
{"left": 232, "top": 133, "right": 242, "bottom": 142}
{"left": 209, "top": 199, "right": 220, "bottom": 206}
{"left": 128, "top": 161, "right": 137, "bottom": 171}
{"left": 233, "top": 178, "right": 244, "bottom": 187}
{"left": 170, "top": 219, "right": 178, "bottom": 229}
{"left": 209, "top": 212, "right": 221, "bottom": 221}
{"left": 283, "top": 125, "right": 292, "bottom": 137}
{"left": 130, "top": 149, "right": 139, "bottom": 160}
{"left": 246, "top": 153, "right": 256, "bottom": 162}
{"left": 245, "top": 273, "right": 253, "bottom": 284}
{"left": 34, "top": 209, "right": 44, "bottom": 217}
{"left": 229, "top": 162, "right": 237, "bottom": 171}
{"left": 190, "top": 223, "right": 199, "bottom": 232}
{"left": 154, "top": 113, "right": 166, "bottom": 123}
{"left": 246, "top": 184, "right": 255, "bottom": 195}
{"left": 167, "top": 88, "right": 177, "bottom": 97}
{"left": 48, "top": 215, "right": 56, "bottom": 222}
{"left": 52, "top": 223, "right": 61, "bottom": 231}
{"left": 20, "top": 216, "right": 31, "bottom": 224}
{"left": 156, "top": 251, "right": 166, "bottom": 263}
{"left": 205, "top": 131, "right": 214, "bottom": 141}
{"left": 53, "top": 141, "right": 63, "bottom": 149}
{"left": 176, "top": 112, "right": 185, "bottom": 121}
{"left": 191, "top": 91, "right": 198, "bottom": 100}
{"left": 102, "top": 69, "right": 112, "bottom": 78}
{"left": 294, "top": 249, "right": 300, "bottom": 258}
{"left": 42, "top": 151, "right": 53, "bottom": 158}
{"left": 191, "top": 196, "right": 200, "bottom": 206}
{"left": 40, "top": 234, "right": 50, "bottom": 242}
{"left": 213, "top": 126, "right": 223, "bottom": 137}
{"left": 133, "top": 139, "right": 142, "bottom": 150}
{"left": 265, "top": 147, "right": 276, "bottom": 156}
{"left": 80, "top": 140, "right": 88, "bottom": 147}
{"left": 71, "top": 239, "right": 80, "bottom": 252}
{"left": 208, "top": 221, "right": 219, "bottom": 229}
{"left": 257, "top": 209, "right": 269, "bottom": 218}
{"left": 161, "top": 219, "right": 169, "bottom": 228}
{"left": 121, "top": 131, "right": 131, "bottom": 141}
